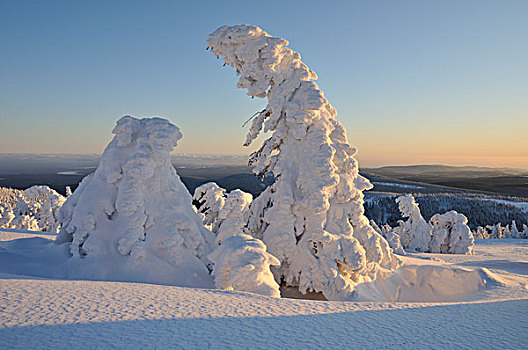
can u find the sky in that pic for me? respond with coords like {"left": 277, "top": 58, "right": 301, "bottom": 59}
{"left": 1, "top": 0, "right": 527, "bottom": 169}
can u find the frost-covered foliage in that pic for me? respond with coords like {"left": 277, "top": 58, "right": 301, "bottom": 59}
{"left": 208, "top": 24, "right": 400, "bottom": 301}
{"left": 215, "top": 189, "right": 253, "bottom": 245}
{"left": 193, "top": 183, "right": 253, "bottom": 244}
{"left": 370, "top": 220, "right": 405, "bottom": 255}
{"left": 208, "top": 234, "right": 281, "bottom": 298}
{"left": 194, "top": 183, "right": 279, "bottom": 296}
{"left": 429, "top": 211, "right": 474, "bottom": 254}
{"left": 23, "top": 186, "right": 66, "bottom": 232}
{"left": 57, "top": 116, "right": 214, "bottom": 286}
{"left": 193, "top": 182, "right": 226, "bottom": 232}
{"left": 396, "top": 195, "right": 432, "bottom": 251}
{"left": 0, "top": 186, "right": 65, "bottom": 232}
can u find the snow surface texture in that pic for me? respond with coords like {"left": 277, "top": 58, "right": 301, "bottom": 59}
{"left": 1, "top": 230, "right": 527, "bottom": 349}
{"left": 194, "top": 183, "right": 281, "bottom": 297}
{"left": 207, "top": 24, "right": 400, "bottom": 301}
{"left": 429, "top": 211, "right": 474, "bottom": 254}
{"left": 0, "top": 186, "right": 65, "bottom": 232}
{"left": 56, "top": 116, "right": 214, "bottom": 287}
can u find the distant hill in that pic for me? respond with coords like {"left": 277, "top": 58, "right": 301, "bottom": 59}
{"left": 362, "top": 165, "right": 528, "bottom": 198}
{"left": 363, "top": 165, "right": 528, "bottom": 178}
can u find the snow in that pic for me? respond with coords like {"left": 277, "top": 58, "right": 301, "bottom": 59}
{"left": 372, "top": 181, "right": 425, "bottom": 189}
{"left": 208, "top": 234, "right": 280, "bottom": 298}
{"left": 1, "top": 229, "right": 527, "bottom": 348}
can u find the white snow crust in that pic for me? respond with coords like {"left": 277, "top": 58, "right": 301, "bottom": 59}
{"left": 208, "top": 24, "right": 400, "bottom": 301}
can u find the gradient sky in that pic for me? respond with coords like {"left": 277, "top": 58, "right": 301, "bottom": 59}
{"left": 1, "top": 0, "right": 527, "bottom": 169}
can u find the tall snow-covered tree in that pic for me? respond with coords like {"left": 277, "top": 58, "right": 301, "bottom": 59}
{"left": 207, "top": 24, "right": 400, "bottom": 301}
{"left": 57, "top": 116, "right": 214, "bottom": 287}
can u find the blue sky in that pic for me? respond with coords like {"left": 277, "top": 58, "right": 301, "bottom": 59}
{"left": 1, "top": 0, "right": 527, "bottom": 168}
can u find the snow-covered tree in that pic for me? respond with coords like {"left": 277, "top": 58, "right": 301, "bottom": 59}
{"left": 371, "top": 220, "right": 405, "bottom": 255}
{"left": 215, "top": 189, "right": 253, "bottom": 245}
{"left": 207, "top": 24, "right": 400, "bottom": 301}
{"left": 510, "top": 220, "right": 520, "bottom": 238}
{"left": 23, "top": 185, "right": 66, "bottom": 232}
{"left": 57, "top": 116, "right": 214, "bottom": 286}
{"left": 208, "top": 233, "right": 280, "bottom": 297}
{"left": 473, "top": 226, "right": 490, "bottom": 239}
{"left": 522, "top": 224, "right": 528, "bottom": 239}
{"left": 0, "top": 202, "right": 15, "bottom": 228}
{"left": 429, "top": 211, "right": 474, "bottom": 254}
{"left": 193, "top": 182, "right": 226, "bottom": 232}
{"left": 395, "top": 195, "right": 432, "bottom": 251}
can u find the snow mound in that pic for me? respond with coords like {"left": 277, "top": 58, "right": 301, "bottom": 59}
{"left": 56, "top": 116, "right": 214, "bottom": 287}
{"left": 355, "top": 264, "right": 499, "bottom": 302}
{"left": 208, "top": 24, "right": 401, "bottom": 301}
{"left": 208, "top": 233, "right": 280, "bottom": 298}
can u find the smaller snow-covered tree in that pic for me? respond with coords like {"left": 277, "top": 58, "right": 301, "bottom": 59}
{"left": 510, "top": 221, "right": 520, "bottom": 238}
{"left": 215, "top": 190, "right": 253, "bottom": 245}
{"left": 473, "top": 226, "right": 490, "bottom": 239}
{"left": 0, "top": 203, "right": 15, "bottom": 228}
{"left": 395, "top": 195, "right": 432, "bottom": 251}
{"left": 429, "top": 211, "right": 474, "bottom": 254}
{"left": 370, "top": 220, "right": 404, "bottom": 255}
{"left": 193, "top": 182, "right": 226, "bottom": 232}
{"left": 522, "top": 224, "right": 528, "bottom": 239}
{"left": 23, "top": 185, "right": 66, "bottom": 232}
{"left": 208, "top": 234, "right": 281, "bottom": 298}
{"left": 195, "top": 184, "right": 279, "bottom": 296}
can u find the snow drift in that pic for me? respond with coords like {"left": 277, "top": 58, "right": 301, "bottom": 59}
{"left": 57, "top": 116, "right": 214, "bottom": 287}
{"left": 208, "top": 24, "right": 401, "bottom": 301}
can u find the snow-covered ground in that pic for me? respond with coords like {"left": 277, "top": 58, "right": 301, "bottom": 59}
{"left": 1, "top": 230, "right": 527, "bottom": 349}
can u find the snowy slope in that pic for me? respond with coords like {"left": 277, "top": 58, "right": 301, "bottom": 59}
{"left": 1, "top": 230, "right": 527, "bottom": 349}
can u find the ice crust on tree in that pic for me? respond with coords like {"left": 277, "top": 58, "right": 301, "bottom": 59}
{"left": 207, "top": 24, "right": 401, "bottom": 301}
{"left": 208, "top": 233, "right": 281, "bottom": 298}
{"left": 396, "top": 195, "right": 432, "bottom": 251}
{"left": 429, "top": 211, "right": 474, "bottom": 254}
{"left": 57, "top": 116, "right": 214, "bottom": 286}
